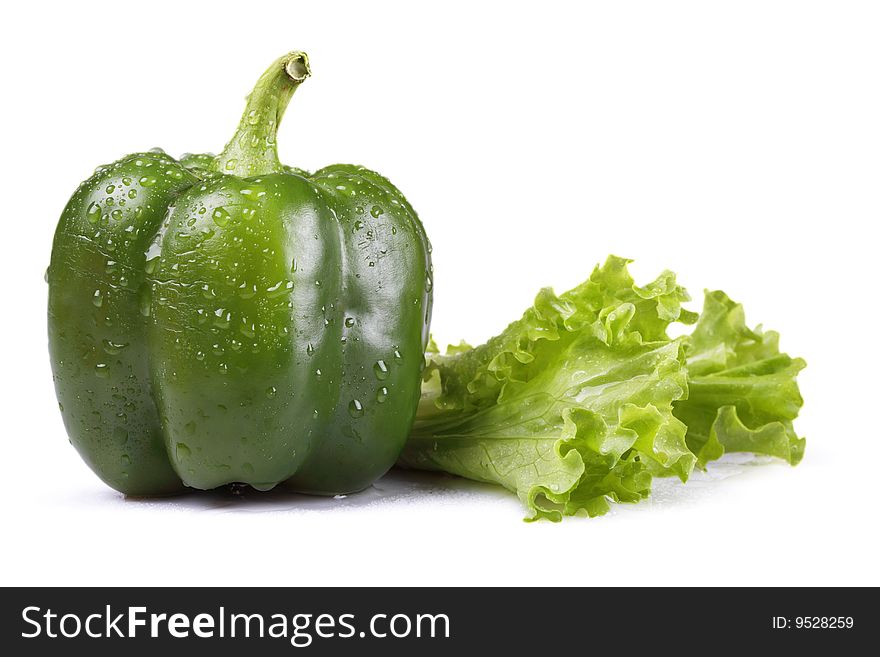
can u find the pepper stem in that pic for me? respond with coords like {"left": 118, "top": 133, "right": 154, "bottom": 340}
{"left": 211, "top": 51, "right": 311, "bottom": 177}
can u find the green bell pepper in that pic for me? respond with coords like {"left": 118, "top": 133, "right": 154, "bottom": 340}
{"left": 47, "top": 51, "right": 433, "bottom": 496}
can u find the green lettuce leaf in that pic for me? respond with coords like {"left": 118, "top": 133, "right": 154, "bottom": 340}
{"left": 399, "top": 256, "right": 696, "bottom": 521}
{"left": 672, "top": 290, "right": 806, "bottom": 467}
{"left": 401, "top": 258, "right": 807, "bottom": 521}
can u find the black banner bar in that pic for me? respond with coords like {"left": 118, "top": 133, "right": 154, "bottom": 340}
{"left": 1, "top": 587, "right": 871, "bottom": 655}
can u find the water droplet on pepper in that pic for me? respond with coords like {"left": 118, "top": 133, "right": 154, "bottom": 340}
{"left": 348, "top": 399, "right": 364, "bottom": 418}
{"left": 373, "top": 360, "right": 389, "bottom": 380}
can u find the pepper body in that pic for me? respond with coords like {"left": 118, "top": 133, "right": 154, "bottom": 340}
{"left": 47, "top": 53, "right": 432, "bottom": 495}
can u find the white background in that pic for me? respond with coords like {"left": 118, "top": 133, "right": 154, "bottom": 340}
{"left": 1, "top": 0, "right": 878, "bottom": 586}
